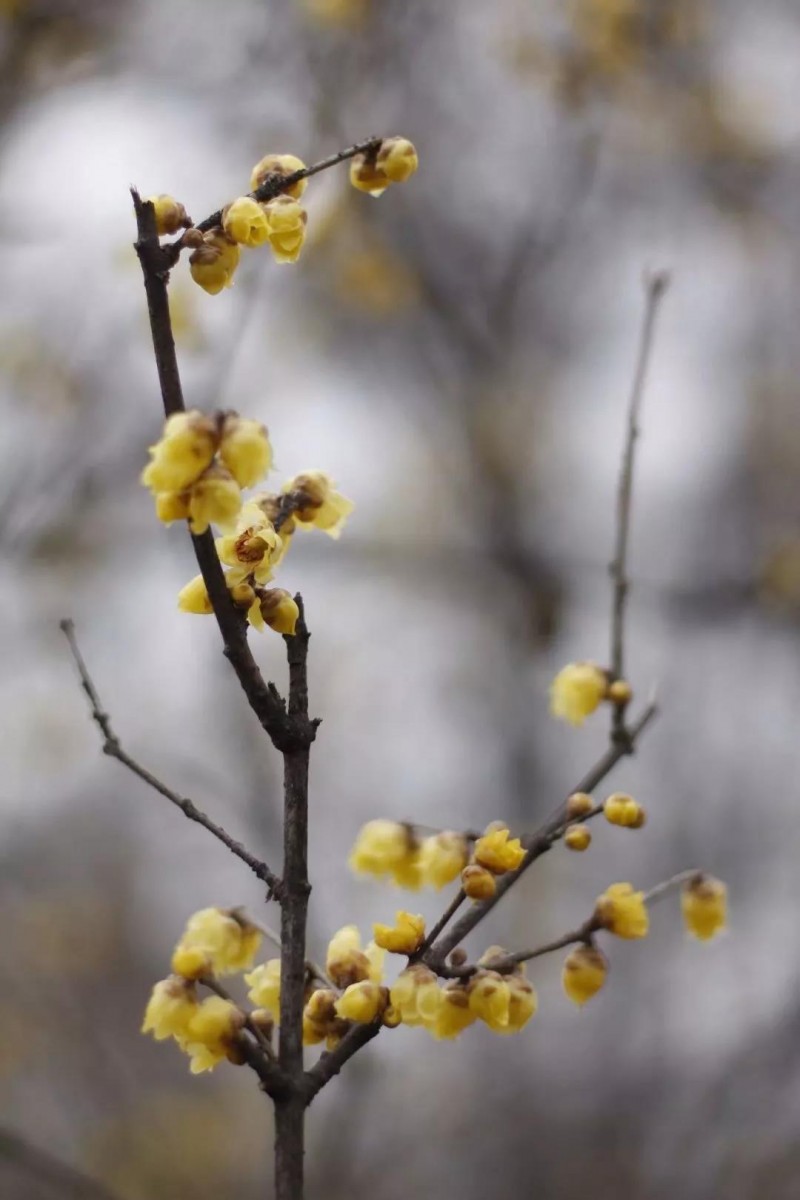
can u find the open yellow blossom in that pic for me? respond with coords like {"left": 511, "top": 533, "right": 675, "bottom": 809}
{"left": 603, "top": 792, "right": 646, "bottom": 829}
{"left": 147, "top": 194, "right": 190, "bottom": 237}
{"left": 184, "top": 996, "right": 245, "bottom": 1074}
{"left": 216, "top": 502, "right": 283, "bottom": 586}
{"left": 390, "top": 965, "right": 442, "bottom": 1027}
{"left": 171, "top": 945, "right": 212, "bottom": 981}
{"left": 595, "top": 882, "right": 649, "bottom": 939}
{"left": 550, "top": 662, "right": 608, "bottom": 726}
{"left": 418, "top": 832, "right": 469, "bottom": 889}
{"left": 564, "top": 824, "right": 592, "bottom": 851}
{"left": 562, "top": 944, "right": 608, "bottom": 1007}
{"left": 177, "top": 574, "right": 214, "bottom": 615}
{"left": 469, "top": 971, "right": 510, "bottom": 1032}
{"left": 219, "top": 415, "right": 273, "bottom": 488}
{"left": 141, "top": 411, "right": 218, "bottom": 495}
{"left": 303, "top": 988, "right": 340, "bottom": 1043}
{"left": 681, "top": 874, "right": 727, "bottom": 941}
{"left": 250, "top": 153, "right": 308, "bottom": 200}
{"left": 223, "top": 197, "right": 270, "bottom": 247}
{"left": 142, "top": 977, "right": 198, "bottom": 1042}
{"left": 335, "top": 981, "right": 386, "bottom": 1024}
{"left": 326, "top": 925, "right": 385, "bottom": 989}
{"left": 504, "top": 976, "right": 538, "bottom": 1033}
{"left": 462, "top": 864, "right": 497, "bottom": 901}
{"left": 283, "top": 471, "right": 354, "bottom": 538}
{"left": 244, "top": 959, "right": 281, "bottom": 1017}
{"left": 349, "top": 820, "right": 413, "bottom": 879}
{"left": 262, "top": 195, "right": 307, "bottom": 263}
{"left": 173, "top": 908, "right": 262, "bottom": 977}
{"left": 429, "top": 982, "right": 476, "bottom": 1040}
{"left": 376, "top": 137, "right": 419, "bottom": 184}
{"left": 372, "top": 911, "right": 425, "bottom": 955}
{"left": 473, "top": 826, "right": 525, "bottom": 875}
{"left": 189, "top": 230, "right": 241, "bottom": 294}
{"left": 258, "top": 589, "right": 299, "bottom": 636}
{"left": 188, "top": 464, "right": 242, "bottom": 535}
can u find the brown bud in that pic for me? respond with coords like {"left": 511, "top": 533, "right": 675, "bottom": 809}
{"left": 462, "top": 864, "right": 497, "bottom": 901}
{"left": 566, "top": 792, "right": 594, "bottom": 820}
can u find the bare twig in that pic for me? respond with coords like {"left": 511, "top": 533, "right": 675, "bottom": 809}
{"left": 0, "top": 1126, "right": 123, "bottom": 1200}
{"left": 609, "top": 270, "right": 670, "bottom": 741}
{"left": 644, "top": 869, "right": 699, "bottom": 905}
{"left": 60, "top": 618, "right": 282, "bottom": 898}
{"left": 302, "top": 1022, "right": 383, "bottom": 1106}
{"left": 412, "top": 890, "right": 466, "bottom": 960}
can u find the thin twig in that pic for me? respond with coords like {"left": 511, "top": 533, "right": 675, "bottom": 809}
{"left": 412, "top": 890, "right": 466, "bottom": 960}
{"left": 426, "top": 700, "right": 658, "bottom": 966}
{"left": 609, "top": 269, "right": 670, "bottom": 741}
{"left": 434, "top": 920, "right": 598, "bottom": 980}
{"left": 0, "top": 1127, "right": 122, "bottom": 1200}
{"left": 302, "top": 1022, "right": 383, "bottom": 1106}
{"left": 644, "top": 869, "right": 699, "bottom": 905}
{"left": 60, "top": 619, "right": 282, "bottom": 898}
{"left": 191, "top": 137, "right": 382, "bottom": 238}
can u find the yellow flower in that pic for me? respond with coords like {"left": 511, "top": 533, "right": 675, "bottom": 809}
{"left": 562, "top": 944, "right": 608, "bottom": 1007}
{"left": 262, "top": 195, "right": 307, "bottom": 263}
{"left": 372, "top": 911, "right": 425, "bottom": 955}
{"left": 223, "top": 197, "right": 271, "bottom": 247}
{"left": 566, "top": 792, "right": 594, "bottom": 819}
{"left": 429, "top": 982, "right": 476, "bottom": 1040}
{"left": 473, "top": 826, "right": 525, "bottom": 875}
{"left": 390, "top": 965, "right": 442, "bottom": 1027}
{"left": 595, "top": 882, "right": 649, "bottom": 939}
{"left": 608, "top": 679, "right": 633, "bottom": 705}
{"left": 326, "top": 925, "right": 384, "bottom": 989}
{"left": 348, "top": 820, "right": 413, "bottom": 878}
{"left": 283, "top": 471, "right": 354, "bottom": 538}
{"left": 681, "top": 875, "right": 727, "bottom": 941}
{"left": 188, "top": 464, "right": 242, "bottom": 535}
{"left": 189, "top": 230, "right": 241, "bottom": 294}
{"left": 335, "top": 981, "right": 386, "bottom": 1024}
{"left": 564, "top": 824, "right": 592, "bottom": 851}
{"left": 171, "top": 945, "right": 212, "bottom": 981}
{"left": 244, "top": 959, "right": 281, "bottom": 1017}
{"left": 603, "top": 792, "right": 646, "bottom": 829}
{"left": 183, "top": 995, "right": 245, "bottom": 1073}
{"left": 147, "top": 194, "right": 190, "bottom": 237}
{"left": 349, "top": 154, "right": 390, "bottom": 198}
{"left": 550, "top": 662, "right": 608, "bottom": 726}
{"left": 173, "top": 908, "right": 262, "bottom": 977}
{"left": 177, "top": 574, "right": 214, "bottom": 615}
{"left": 218, "top": 415, "right": 273, "bottom": 489}
{"left": 141, "top": 411, "right": 218, "bottom": 495}
{"left": 155, "top": 491, "right": 191, "bottom": 524}
{"left": 376, "top": 137, "right": 418, "bottom": 184}
{"left": 250, "top": 153, "right": 308, "bottom": 200}
{"left": 303, "top": 987, "right": 339, "bottom": 1041}
{"left": 468, "top": 971, "right": 511, "bottom": 1032}
{"left": 142, "top": 977, "right": 198, "bottom": 1041}
{"left": 418, "top": 832, "right": 469, "bottom": 889}
{"left": 461, "top": 864, "right": 497, "bottom": 901}
{"left": 258, "top": 588, "right": 299, "bottom": 636}
{"left": 504, "top": 976, "right": 538, "bottom": 1033}
{"left": 216, "top": 501, "right": 283, "bottom": 585}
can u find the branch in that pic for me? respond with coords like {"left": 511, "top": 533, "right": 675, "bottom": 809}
{"left": 426, "top": 700, "right": 658, "bottom": 965}
{"left": 191, "top": 137, "right": 382, "bottom": 239}
{"left": 60, "top": 618, "right": 282, "bottom": 899}
{"left": 0, "top": 1127, "right": 122, "bottom": 1200}
{"left": 131, "top": 189, "right": 314, "bottom": 757}
{"left": 609, "top": 269, "right": 670, "bottom": 739}
{"left": 302, "top": 1022, "right": 383, "bottom": 1106}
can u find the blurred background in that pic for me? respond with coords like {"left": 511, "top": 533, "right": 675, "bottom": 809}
{"left": 2, "top": 0, "right": 800, "bottom": 1196}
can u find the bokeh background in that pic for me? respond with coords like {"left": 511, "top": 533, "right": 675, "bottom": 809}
{"left": 2, "top": 0, "right": 800, "bottom": 1196}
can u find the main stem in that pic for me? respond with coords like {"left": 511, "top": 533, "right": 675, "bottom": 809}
{"left": 276, "top": 605, "right": 313, "bottom": 1200}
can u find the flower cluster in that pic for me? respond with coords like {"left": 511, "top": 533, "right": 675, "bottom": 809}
{"left": 147, "top": 138, "right": 417, "bottom": 296}
{"left": 348, "top": 821, "right": 469, "bottom": 891}
{"left": 141, "top": 410, "right": 353, "bottom": 636}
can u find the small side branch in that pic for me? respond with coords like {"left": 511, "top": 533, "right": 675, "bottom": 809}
{"left": 60, "top": 619, "right": 282, "bottom": 899}
{"left": 302, "top": 1023, "right": 383, "bottom": 1106}
{"left": 609, "top": 270, "right": 670, "bottom": 738}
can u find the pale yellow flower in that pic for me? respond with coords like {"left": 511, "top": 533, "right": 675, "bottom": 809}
{"left": 550, "top": 662, "right": 608, "bottom": 726}
{"left": 376, "top": 137, "right": 418, "bottom": 183}
{"left": 417, "top": 832, "right": 469, "bottom": 889}
{"left": 219, "top": 415, "right": 273, "bottom": 489}
{"left": 141, "top": 977, "right": 197, "bottom": 1041}
{"left": 595, "top": 882, "right": 649, "bottom": 939}
{"left": 173, "top": 908, "right": 262, "bottom": 976}
{"left": 681, "top": 875, "right": 727, "bottom": 941}
{"left": 562, "top": 944, "right": 608, "bottom": 1007}
{"left": 473, "top": 826, "right": 525, "bottom": 874}
{"left": 603, "top": 792, "right": 646, "bottom": 829}
{"left": 188, "top": 464, "right": 242, "bottom": 535}
{"left": 189, "top": 230, "right": 241, "bottom": 294}
{"left": 250, "top": 153, "right": 308, "bottom": 200}
{"left": 141, "top": 411, "right": 218, "bottom": 495}
{"left": 223, "top": 197, "right": 270, "bottom": 247}
{"left": 335, "top": 981, "right": 386, "bottom": 1023}
{"left": 262, "top": 195, "right": 307, "bottom": 264}
{"left": 372, "top": 911, "right": 425, "bottom": 955}
{"left": 283, "top": 471, "right": 354, "bottom": 538}
{"left": 177, "top": 574, "right": 214, "bottom": 615}
{"left": 147, "top": 194, "right": 190, "bottom": 236}
{"left": 244, "top": 959, "right": 281, "bottom": 1017}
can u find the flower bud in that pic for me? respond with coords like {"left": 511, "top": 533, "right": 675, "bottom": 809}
{"left": 250, "top": 153, "right": 308, "bottom": 199}
{"left": 564, "top": 824, "right": 592, "bottom": 851}
{"left": 147, "top": 194, "right": 190, "bottom": 236}
{"left": 223, "top": 196, "right": 271, "bottom": 247}
{"left": 681, "top": 874, "right": 727, "bottom": 941}
{"left": 462, "top": 864, "right": 497, "bottom": 901}
{"left": 566, "top": 792, "right": 594, "bottom": 820}
{"left": 562, "top": 944, "right": 608, "bottom": 1007}
{"left": 189, "top": 229, "right": 241, "bottom": 294}
{"left": 258, "top": 588, "right": 299, "bottom": 636}
{"left": 603, "top": 792, "right": 646, "bottom": 829}
{"left": 376, "top": 137, "right": 418, "bottom": 183}
{"left": 550, "top": 662, "right": 608, "bottom": 726}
